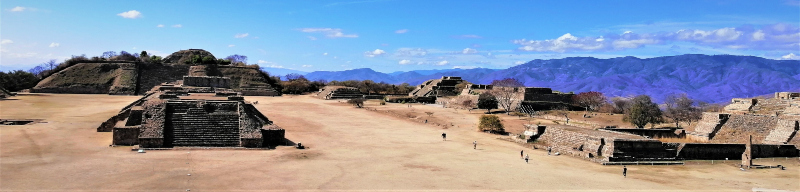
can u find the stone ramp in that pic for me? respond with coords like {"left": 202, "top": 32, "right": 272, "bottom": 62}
{"left": 316, "top": 86, "right": 362, "bottom": 100}
{"left": 166, "top": 103, "right": 241, "bottom": 147}
{"left": 765, "top": 120, "right": 799, "bottom": 144}
{"left": 687, "top": 113, "right": 729, "bottom": 141}
{"left": 711, "top": 114, "right": 778, "bottom": 144}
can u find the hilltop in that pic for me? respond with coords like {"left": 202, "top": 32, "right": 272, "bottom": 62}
{"left": 31, "top": 49, "right": 281, "bottom": 95}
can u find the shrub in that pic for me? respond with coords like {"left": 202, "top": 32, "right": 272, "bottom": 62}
{"left": 386, "top": 96, "right": 414, "bottom": 103}
{"left": 478, "top": 115, "right": 505, "bottom": 134}
{"left": 379, "top": 100, "right": 386, "bottom": 105}
{"left": 347, "top": 98, "right": 365, "bottom": 108}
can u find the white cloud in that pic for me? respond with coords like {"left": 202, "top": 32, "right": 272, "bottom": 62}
{"left": 752, "top": 30, "right": 765, "bottom": 41}
{"left": 172, "top": 24, "right": 182, "bottom": 28}
{"left": 395, "top": 29, "right": 409, "bottom": 34}
{"left": 48, "top": 42, "right": 60, "bottom": 48}
{"left": 234, "top": 33, "right": 249, "bottom": 38}
{"left": 514, "top": 61, "right": 525, "bottom": 65}
{"left": 307, "top": 36, "right": 317, "bottom": 40}
{"left": 258, "top": 60, "right": 284, "bottom": 68}
{"left": 10, "top": 6, "right": 26, "bottom": 12}
{"left": 513, "top": 24, "right": 800, "bottom": 52}
{"left": 302, "top": 65, "right": 313, "bottom": 67}
{"left": 462, "top": 48, "right": 478, "bottom": 54}
{"left": 781, "top": 53, "right": 800, "bottom": 60}
{"left": 299, "top": 28, "right": 358, "bottom": 38}
{"left": 398, "top": 59, "right": 411, "bottom": 65}
{"left": 323, "top": 52, "right": 328, "bottom": 55}
{"left": 1, "top": 39, "right": 13, "bottom": 44}
{"left": 228, "top": 45, "right": 235, "bottom": 47}
{"left": 117, "top": 10, "right": 142, "bottom": 19}
{"left": 364, "top": 49, "right": 386, "bottom": 57}
{"left": 436, "top": 60, "right": 449, "bottom": 65}
{"left": 157, "top": 24, "right": 164, "bottom": 28}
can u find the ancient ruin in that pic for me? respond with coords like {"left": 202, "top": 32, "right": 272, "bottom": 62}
{"left": 512, "top": 123, "right": 798, "bottom": 164}
{"left": 30, "top": 49, "right": 281, "bottom": 96}
{"left": 316, "top": 86, "right": 363, "bottom": 100}
{"left": 98, "top": 76, "right": 285, "bottom": 148}
{"left": 689, "top": 92, "right": 800, "bottom": 146}
{"left": 409, "top": 76, "right": 464, "bottom": 97}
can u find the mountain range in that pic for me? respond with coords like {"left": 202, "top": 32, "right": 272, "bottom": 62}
{"left": 264, "top": 54, "right": 800, "bottom": 103}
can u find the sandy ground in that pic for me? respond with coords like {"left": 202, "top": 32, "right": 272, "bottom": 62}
{"left": 1, "top": 94, "right": 798, "bottom": 191}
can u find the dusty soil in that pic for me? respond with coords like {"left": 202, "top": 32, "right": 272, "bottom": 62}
{"left": 1, "top": 94, "right": 798, "bottom": 191}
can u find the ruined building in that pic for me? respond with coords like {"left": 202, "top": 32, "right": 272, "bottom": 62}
{"left": 688, "top": 92, "right": 800, "bottom": 147}
{"left": 31, "top": 49, "right": 281, "bottom": 96}
{"left": 409, "top": 76, "right": 464, "bottom": 97}
{"left": 316, "top": 86, "right": 363, "bottom": 100}
{"left": 98, "top": 76, "right": 285, "bottom": 148}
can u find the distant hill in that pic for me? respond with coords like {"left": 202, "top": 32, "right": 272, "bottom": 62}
{"left": 300, "top": 54, "right": 800, "bottom": 103}
{"left": 260, "top": 67, "right": 308, "bottom": 77}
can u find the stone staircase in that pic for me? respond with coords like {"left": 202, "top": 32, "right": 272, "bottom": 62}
{"left": 318, "top": 86, "right": 362, "bottom": 100}
{"left": 167, "top": 103, "right": 241, "bottom": 147}
{"left": 751, "top": 99, "right": 791, "bottom": 115}
{"left": 765, "top": 120, "right": 799, "bottom": 144}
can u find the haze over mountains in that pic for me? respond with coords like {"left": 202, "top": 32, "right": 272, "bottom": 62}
{"left": 264, "top": 54, "right": 800, "bottom": 104}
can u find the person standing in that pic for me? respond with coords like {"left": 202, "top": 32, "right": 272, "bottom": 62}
{"left": 623, "top": 166, "right": 627, "bottom": 178}
{"left": 442, "top": 132, "right": 446, "bottom": 141}
{"left": 473, "top": 141, "right": 477, "bottom": 149}
{"left": 547, "top": 147, "right": 552, "bottom": 155}
{"left": 524, "top": 154, "right": 529, "bottom": 164}
{"left": 520, "top": 150, "right": 524, "bottom": 159}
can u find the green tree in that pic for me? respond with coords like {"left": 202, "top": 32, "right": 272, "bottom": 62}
{"left": 202, "top": 56, "right": 216, "bottom": 64}
{"left": 0, "top": 70, "right": 39, "bottom": 92}
{"left": 623, "top": 95, "right": 664, "bottom": 128}
{"left": 478, "top": 92, "right": 498, "bottom": 113}
{"left": 478, "top": 115, "right": 505, "bottom": 134}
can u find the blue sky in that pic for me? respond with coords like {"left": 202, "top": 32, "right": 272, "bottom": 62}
{"left": 2, "top": 0, "right": 799, "bottom": 73}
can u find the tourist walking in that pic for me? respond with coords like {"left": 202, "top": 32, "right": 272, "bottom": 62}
{"left": 623, "top": 166, "right": 627, "bottom": 178}
{"left": 442, "top": 132, "right": 446, "bottom": 141}
{"left": 473, "top": 141, "right": 477, "bottom": 149}
{"left": 524, "top": 154, "right": 529, "bottom": 164}
{"left": 547, "top": 147, "right": 552, "bottom": 155}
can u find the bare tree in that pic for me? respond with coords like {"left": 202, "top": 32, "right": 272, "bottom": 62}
{"left": 663, "top": 93, "right": 702, "bottom": 128}
{"left": 573, "top": 91, "right": 607, "bottom": 112}
{"left": 225, "top": 54, "right": 248, "bottom": 65}
{"left": 461, "top": 99, "right": 474, "bottom": 112}
{"left": 102, "top": 51, "right": 117, "bottom": 59}
{"left": 490, "top": 78, "right": 524, "bottom": 115}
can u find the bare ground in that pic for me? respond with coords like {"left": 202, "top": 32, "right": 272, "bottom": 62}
{"left": 1, "top": 94, "right": 797, "bottom": 191}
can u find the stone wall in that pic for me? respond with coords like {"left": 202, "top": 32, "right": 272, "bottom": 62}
{"left": 776, "top": 92, "right": 800, "bottom": 100}
{"left": 677, "top": 143, "right": 798, "bottom": 160}
{"left": 182, "top": 76, "right": 231, "bottom": 88}
{"left": 602, "top": 128, "right": 683, "bottom": 139}
{"left": 139, "top": 98, "right": 166, "bottom": 148}
{"left": 723, "top": 98, "right": 756, "bottom": 113}
{"left": 113, "top": 126, "right": 140, "bottom": 145}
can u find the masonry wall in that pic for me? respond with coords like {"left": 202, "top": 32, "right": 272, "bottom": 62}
{"left": 677, "top": 144, "right": 799, "bottom": 160}
{"left": 183, "top": 76, "right": 231, "bottom": 88}
{"left": 603, "top": 128, "right": 682, "bottom": 138}
{"left": 139, "top": 98, "right": 166, "bottom": 148}
{"left": 113, "top": 126, "right": 140, "bottom": 145}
